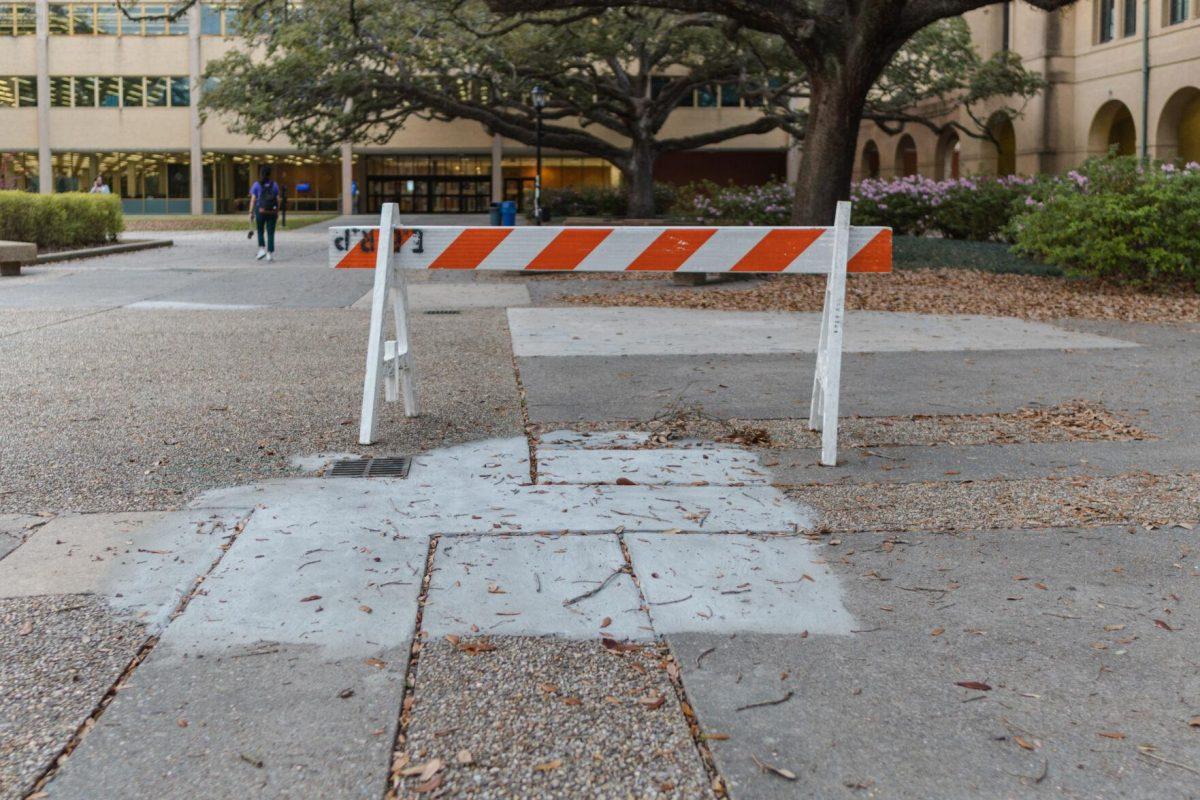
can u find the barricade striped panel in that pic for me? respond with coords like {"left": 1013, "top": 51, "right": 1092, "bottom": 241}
{"left": 329, "top": 225, "right": 891, "bottom": 274}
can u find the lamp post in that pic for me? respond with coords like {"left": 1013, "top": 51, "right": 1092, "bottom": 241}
{"left": 531, "top": 85, "right": 546, "bottom": 225}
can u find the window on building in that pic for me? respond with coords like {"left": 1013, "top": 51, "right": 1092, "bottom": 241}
{"left": 168, "top": 5, "right": 186, "bottom": 34}
{"left": 695, "top": 85, "right": 717, "bottom": 108}
{"left": 1123, "top": 0, "right": 1137, "bottom": 34}
{"left": 71, "top": 3, "right": 97, "bottom": 33}
{"left": 1098, "top": 0, "right": 1116, "bottom": 41}
{"left": 96, "top": 4, "right": 119, "bottom": 33}
{"left": 649, "top": 76, "right": 670, "bottom": 100}
{"left": 73, "top": 75, "right": 97, "bottom": 107}
{"left": 170, "top": 76, "right": 189, "bottom": 106}
{"left": 200, "top": 3, "right": 221, "bottom": 33}
{"left": 48, "top": 4, "right": 71, "bottom": 33}
{"left": 5, "top": 3, "right": 37, "bottom": 34}
{"left": 142, "top": 4, "right": 166, "bottom": 34}
{"left": 719, "top": 83, "right": 741, "bottom": 108}
{"left": 1168, "top": 0, "right": 1189, "bottom": 24}
{"left": 146, "top": 76, "right": 169, "bottom": 106}
{"left": 0, "top": 75, "right": 38, "bottom": 107}
{"left": 51, "top": 76, "right": 73, "bottom": 106}
{"left": 0, "top": 76, "right": 18, "bottom": 107}
{"left": 122, "top": 76, "right": 144, "bottom": 106}
{"left": 98, "top": 76, "right": 120, "bottom": 106}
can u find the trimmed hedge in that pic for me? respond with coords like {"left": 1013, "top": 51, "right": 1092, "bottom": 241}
{"left": 530, "top": 184, "right": 678, "bottom": 220}
{"left": 0, "top": 191, "right": 124, "bottom": 249}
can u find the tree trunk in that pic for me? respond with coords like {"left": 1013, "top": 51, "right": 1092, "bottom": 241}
{"left": 621, "top": 144, "right": 658, "bottom": 219}
{"left": 791, "top": 69, "right": 872, "bottom": 225}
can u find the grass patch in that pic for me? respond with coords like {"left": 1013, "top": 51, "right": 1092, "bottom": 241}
{"left": 893, "top": 235, "right": 1060, "bottom": 276}
{"left": 124, "top": 213, "right": 340, "bottom": 231}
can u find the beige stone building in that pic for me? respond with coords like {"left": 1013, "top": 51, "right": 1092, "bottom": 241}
{"left": 856, "top": 0, "right": 1200, "bottom": 180}
{"left": 0, "top": 0, "right": 789, "bottom": 214}
{"left": 2, "top": 1, "right": 1198, "bottom": 213}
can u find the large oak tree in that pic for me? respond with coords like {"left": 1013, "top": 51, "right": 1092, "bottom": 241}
{"left": 488, "top": 0, "right": 1077, "bottom": 222}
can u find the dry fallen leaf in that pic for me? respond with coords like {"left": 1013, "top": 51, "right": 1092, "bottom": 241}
{"left": 1098, "top": 731, "right": 1126, "bottom": 740}
{"left": 412, "top": 774, "right": 442, "bottom": 793}
{"left": 751, "top": 753, "right": 797, "bottom": 781}
{"left": 600, "top": 637, "right": 643, "bottom": 654}
{"left": 930, "top": 627, "right": 945, "bottom": 636}
{"left": 640, "top": 693, "right": 666, "bottom": 710}
{"left": 1014, "top": 736, "right": 1038, "bottom": 751}
{"left": 955, "top": 681, "right": 992, "bottom": 691}
{"left": 455, "top": 639, "right": 498, "bottom": 655}
{"left": 1154, "top": 619, "right": 1175, "bottom": 632}
{"left": 600, "top": 616, "right": 612, "bottom": 629}
{"left": 364, "top": 658, "right": 387, "bottom": 669}
{"left": 18, "top": 620, "right": 33, "bottom": 636}
{"left": 455, "top": 749, "right": 474, "bottom": 765}
{"left": 300, "top": 595, "right": 321, "bottom": 602}
{"left": 533, "top": 759, "right": 563, "bottom": 772}
{"left": 359, "top": 605, "right": 373, "bottom": 614}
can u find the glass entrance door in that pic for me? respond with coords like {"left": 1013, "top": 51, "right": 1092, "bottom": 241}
{"left": 365, "top": 175, "right": 490, "bottom": 213}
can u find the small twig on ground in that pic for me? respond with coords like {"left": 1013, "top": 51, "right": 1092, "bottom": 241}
{"left": 562, "top": 567, "right": 626, "bottom": 607}
{"left": 1138, "top": 749, "right": 1200, "bottom": 777}
{"left": 696, "top": 646, "right": 717, "bottom": 669}
{"left": 736, "top": 691, "right": 795, "bottom": 712}
{"left": 649, "top": 594, "right": 693, "bottom": 606}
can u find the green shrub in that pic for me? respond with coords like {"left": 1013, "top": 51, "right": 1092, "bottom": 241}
{"left": 1009, "top": 157, "right": 1200, "bottom": 286}
{"left": 528, "top": 184, "right": 676, "bottom": 220}
{"left": 0, "top": 191, "right": 124, "bottom": 249}
{"left": 929, "top": 176, "right": 1038, "bottom": 242}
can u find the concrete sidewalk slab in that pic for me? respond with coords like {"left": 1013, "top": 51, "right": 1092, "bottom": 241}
{"left": 351, "top": 282, "right": 532, "bottom": 311}
{"left": 0, "top": 511, "right": 243, "bottom": 630}
{"left": 536, "top": 446, "right": 769, "bottom": 486}
{"left": 42, "top": 504, "right": 427, "bottom": 799}
{"left": 425, "top": 534, "right": 651, "bottom": 640}
{"left": 399, "top": 638, "right": 714, "bottom": 799}
{"left": 670, "top": 526, "right": 1200, "bottom": 800}
{"left": 625, "top": 533, "right": 855, "bottom": 636}
{"left": 517, "top": 344, "right": 1172, "bottom": 422}
{"left": 507, "top": 308, "right": 1137, "bottom": 357}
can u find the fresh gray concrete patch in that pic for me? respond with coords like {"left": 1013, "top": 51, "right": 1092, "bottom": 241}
{"left": 0, "top": 511, "right": 245, "bottom": 631}
{"left": 425, "top": 534, "right": 651, "bottom": 640}
{"left": 398, "top": 638, "right": 714, "bottom": 799}
{"left": 625, "top": 533, "right": 854, "bottom": 636}
{"left": 507, "top": 307, "right": 1137, "bottom": 357}
{"left": 352, "top": 282, "right": 532, "bottom": 311}
{"left": 0, "top": 513, "right": 43, "bottom": 560}
{"left": 536, "top": 445, "right": 769, "bottom": 486}
{"left": 669, "top": 526, "right": 1200, "bottom": 800}
{"left": 193, "top": 437, "right": 817, "bottom": 535}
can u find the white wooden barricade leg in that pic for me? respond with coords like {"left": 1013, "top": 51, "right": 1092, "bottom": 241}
{"left": 807, "top": 200, "right": 851, "bottom": 467}
{"left": 359, "top": 203, "right": 418, "bottom": 445}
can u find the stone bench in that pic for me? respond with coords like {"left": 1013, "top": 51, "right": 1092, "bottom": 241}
{"left": 0, "top": 241, "right": 36, "bottom": 277}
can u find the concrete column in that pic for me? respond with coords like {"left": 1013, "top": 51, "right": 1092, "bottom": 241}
{"left": 490, "top": 133, "right": 503, "bottom": 202}
{"left": 785, "top": 138, "right": 801, "bottom": 184}
{"left": 188, "top": 3, "right": 203, "bottom": 214}
{"left": 340, "top": 142, "right": 353, "bottom": 214}
{"left": 35, "top": 0, "right": 51, "bottom": 193}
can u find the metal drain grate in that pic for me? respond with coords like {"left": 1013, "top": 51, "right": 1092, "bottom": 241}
{"left": 325, "top": 456, "right": 412, "bottom": 479}
{"left": 423, "top": 309, "right": 461, "bottom": 315}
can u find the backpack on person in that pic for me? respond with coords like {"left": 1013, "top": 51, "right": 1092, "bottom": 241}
{"left": 257, "top": 181, "right": 280, "bottom": 216}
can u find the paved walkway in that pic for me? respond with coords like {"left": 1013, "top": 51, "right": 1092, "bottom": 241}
{"left": 1, "top": 228, "right": 1198, "bottom": 799}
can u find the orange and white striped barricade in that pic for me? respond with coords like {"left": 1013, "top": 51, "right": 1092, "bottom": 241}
{"left": 329, "top": 201, "right": 892, "bottom": 465}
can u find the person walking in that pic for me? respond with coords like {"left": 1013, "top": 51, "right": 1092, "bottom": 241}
{"left": 249, "top": 165, "right": 282, "bottom": 262}
{"left": 89, "top": 176, "right": 110, "bottom": 194}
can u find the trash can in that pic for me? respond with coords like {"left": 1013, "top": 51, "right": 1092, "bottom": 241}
{"left": 500, "top": 200, "right": 517, "bottom": 226}
{"left": 488, "top": 202, "right": 502, "bottom": 226}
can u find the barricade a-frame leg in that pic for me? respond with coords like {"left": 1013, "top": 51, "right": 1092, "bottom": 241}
{"left": 807, "top": 200, "right": 851, "bottom": 466}
{"left": 359, "top": 203, "right": 419, "bottom": 445}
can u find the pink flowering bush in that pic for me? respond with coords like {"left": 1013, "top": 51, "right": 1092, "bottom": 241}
{"left": 673, "top": 180, "right": 794, "bottom": 226}
{"left": 851, "top": 174, "right": 1040, "bottom": 241}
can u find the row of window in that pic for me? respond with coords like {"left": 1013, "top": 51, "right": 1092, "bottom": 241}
{"left": 0, "top": 76, "right": 190, "bottom": 107}
{"left": 1099, "top": 0, "right": 1195, "bottom": 43}
{"left": 0, "top": 3, "right": 238, "bottom": 35}
{"left": 650, "top": 77, "right": 777, "bottom": 109}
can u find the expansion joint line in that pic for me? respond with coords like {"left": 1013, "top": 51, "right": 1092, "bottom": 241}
{"left": 383, "top": 533, "right": 440, "bottom": 800}
{"left": 508, "top": 347, "right": 538, "bottom": 484}
{"left": 615, "top": 530, "right": 729, "bottom": 799}
{"left": 23, "top": 509, "right": 258, "bottom": 799}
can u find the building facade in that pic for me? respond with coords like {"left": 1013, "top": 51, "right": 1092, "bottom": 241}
{"left": 855, "top": 0, "right": 1200, "bottom": 180}
{"left": 0, "top": 0, "right": 790, "bottom": 213}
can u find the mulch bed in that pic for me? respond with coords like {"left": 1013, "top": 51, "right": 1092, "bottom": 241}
{"left": 558, "top": 269, "right": 1200, "bottom": 323}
